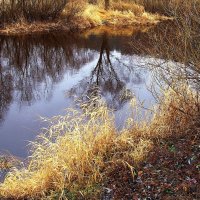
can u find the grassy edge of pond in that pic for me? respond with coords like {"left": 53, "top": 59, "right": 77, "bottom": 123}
{"left": 0, "top": 0, "right": 199, "bottom": 199}
{"left": 0, "top": 85, "right": 199, "bottom": 199}
{"left": 0, "top": 1, "right": 169, "bottom": 35}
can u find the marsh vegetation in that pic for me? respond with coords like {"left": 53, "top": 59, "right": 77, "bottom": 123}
{"left": 0, "top": 0, "right": 200, "bottom": 199}
{"left": 0, "top": 0, "right": 168, "bottom": 34}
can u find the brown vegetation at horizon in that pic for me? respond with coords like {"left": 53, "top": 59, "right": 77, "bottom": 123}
{"left": 0, "top": 0, "right": 168, "bottom": 35}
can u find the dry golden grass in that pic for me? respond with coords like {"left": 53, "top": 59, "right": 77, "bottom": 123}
{"left": 81, "top": 4, "right": 168, "bottom": 27}
{"left": 0, "top": 155, "right": 20, "bottom": 170}
{"left": 111, "top": 1, "right": 145, "bottom": 16}
{"left": 0, "top": 20, "right": 70, "bottom": 35}
{"left": 0, "top": 85, "right": 199, "bottom": 199}
{"left": 0, "top": 1, "right": 169, "bottom": 35}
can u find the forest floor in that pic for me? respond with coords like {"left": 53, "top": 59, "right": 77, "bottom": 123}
{"left": 104, "top": 131, "right": 200, "bottom": 199}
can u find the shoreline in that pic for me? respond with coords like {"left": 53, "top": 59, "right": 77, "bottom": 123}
{"left": 0, "top": 18, "right": 170, "bottom": 36}
{"left": 0, "top": 4, "right": 171, "bottom": 36}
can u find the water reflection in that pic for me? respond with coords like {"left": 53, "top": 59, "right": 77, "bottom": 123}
{"left": 0, "top": 67, "right": 13, "bottom": 123}
{"left": 68, "top": 34, "right": 136, "bottom": 110}
{"left": 0, "top": 26, "right": 199, "bottom": 158}
{"left": 0, "top": 34, "right": 94, "bottom": 120}
{"left": 129, "top": 21, "right": 200, "bottom": 90}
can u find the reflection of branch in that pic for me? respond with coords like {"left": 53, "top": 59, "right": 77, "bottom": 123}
{"left": 112, "top": 54, "right": 132, "bottom": 72}
{"left": 66, "top": 33, "right": 136, "bottom": 111}
{"left": 0, "top": 66, "right": 13, "bottom": 123}
{"left": 91, "top": 33, "right": 121, "bottom": 86}
{"left": 0, "top": 35, "right": 94, "bottom": 107}
{"left": 87, "top": 34, "right": 134, "bottom": 109}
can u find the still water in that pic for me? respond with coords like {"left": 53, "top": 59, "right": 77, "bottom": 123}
{"left": 0, "top": 27, "right": 194, "bottom": 158}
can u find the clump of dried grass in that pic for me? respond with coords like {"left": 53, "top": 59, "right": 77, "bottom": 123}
{"left": 149, "top": 86, "right": 200, "bottom": 138}
{"left": 0, "top": 85, "right": 199, "bottom": 199}
{"left": 81, "top": 3, "right": 166, "bottom": 28}
{"left": 63, "top": 0, "right": 87, "bottom": 20}
{"left": 111, "top": 1, "right": 145, "bottom": 16}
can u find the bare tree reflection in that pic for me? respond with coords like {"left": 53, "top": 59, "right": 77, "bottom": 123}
{"left": 0, "top": 23, "right": 198, "bottom": 119}
{"left": 0, "top": 64, "right": 13, "bottom": 123}
{"left": 68, "top": 34, "right": 145, "bottom": 110}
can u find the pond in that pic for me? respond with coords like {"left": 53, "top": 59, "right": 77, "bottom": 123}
{"left": 0, "top": 23, "right": 198, "bottom": 159}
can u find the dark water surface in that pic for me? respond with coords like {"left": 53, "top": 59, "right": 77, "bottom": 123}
{"left": 0, "top": 25, "right": 197, "bottom": 158}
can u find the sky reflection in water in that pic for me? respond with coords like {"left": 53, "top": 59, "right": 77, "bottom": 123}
{"left": 0, "top": 31, "right": 189, "bottom": 158}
